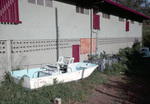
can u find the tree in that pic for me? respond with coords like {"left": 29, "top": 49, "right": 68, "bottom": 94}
{"left": 143, "top": 32, "right": 150, "bottom": 48}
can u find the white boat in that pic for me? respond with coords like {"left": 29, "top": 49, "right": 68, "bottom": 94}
{"left": 9, "top": 57, "right": 98, "bottom": 90}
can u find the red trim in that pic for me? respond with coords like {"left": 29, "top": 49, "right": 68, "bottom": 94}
{"left": 126, "top": 21, "right": 129, "bottom": 31}
{"left": 15, "top": 0, "right": 20, "bottom": 22}
{"left": 6, "top": 0, "right": 9, "bottom": 21}
{"left": 104, "top": 0, "right": 150, "bottom": 19}
{"left": 12, "top": 1, "right": 15, "bottom": 21}
{"left": 3, "top": 0, "right": 7, "bottom": 20}
{"left": 0, "top": 0, "right": 21, "bottom": 24}
{"left": 93, "top": 14, "right": 100, "bottom": 29}
{"left": 1, "top": 0, "right": 4, "bottom": 21}
{"left": 0, "top": 20, "right": 22, "bottom": 23}
{"left": 0, "top": 0, "right": 1, "bottom": 21}
{"left": 10, "top": 0, "right": 13, "bottom": 21}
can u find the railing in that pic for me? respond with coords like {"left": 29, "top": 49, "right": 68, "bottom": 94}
{"left": 0, "top": 0, "right": 21, "bottom": 23}
{"left": 12, "top": 63, "right": 49, "bottom": 74}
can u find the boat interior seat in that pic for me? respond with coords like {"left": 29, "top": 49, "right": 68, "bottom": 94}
{"left": 46, "top": 56, "right": 75, "bottom": 73}
{"left": 56, "top": 56, "right": 64, "bottom": 67}
{"left": 68, "top": 58, "right": 74, "bottom": 64}
{"left": 57, "top": 56, "right": 74, "bottom": 68}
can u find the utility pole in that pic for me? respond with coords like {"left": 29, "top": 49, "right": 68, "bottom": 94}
{"left": 90, "top": 8, "right": 93, "bottom": 56}
{"left": 55, "top": 8, "right": 59, "bottom": 61}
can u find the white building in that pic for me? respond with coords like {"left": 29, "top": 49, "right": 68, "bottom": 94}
{"left": 0, "top": 0, "right": 149, "bottom": 80}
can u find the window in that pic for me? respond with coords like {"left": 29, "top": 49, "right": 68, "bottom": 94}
{"left": 84, "top": 9, "right": 89, "bottom": 15}
{"left": 0, "top": 0, "right": 21, "bottom": 24}
{"left": 126, "top": 21, "right": 129, "bottom": 31}
{"left": 102, "top": 13, "right": 110, "bottom": 19}
{"left": 28, "top": 0, "right": 36, "bottom": 4}
{"left": 37, "top": 0, "right": 44, "bottom": 6}
{"left": 45, "top": 0, "right": 53, "bottom": 7}
{"left": 93, "top": 14, "right": 100, "bottom": 29}
{"left": 119, "top": 17, "right": 124, "bottom": 22}
{"left": 76, "top": 6, "right": 89, "bottom": 15}
{"left": 28, "top": 0, "right": 53, "bottom": 7}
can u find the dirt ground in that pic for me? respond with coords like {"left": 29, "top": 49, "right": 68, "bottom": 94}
{"left": 76, "top": 75, "right": 150, "bottom": 104}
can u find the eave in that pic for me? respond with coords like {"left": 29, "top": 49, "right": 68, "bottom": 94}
{"left": 94, "top": 0, "right": 150, "bottom": 22}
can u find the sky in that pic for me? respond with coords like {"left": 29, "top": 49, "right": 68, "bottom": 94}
{"left": 141, "top": 0, "right": 150, "bottom": 7}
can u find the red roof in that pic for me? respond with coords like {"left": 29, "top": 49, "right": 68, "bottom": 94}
{"left": 104, "top": 0, "right": 150, "bottom": 19}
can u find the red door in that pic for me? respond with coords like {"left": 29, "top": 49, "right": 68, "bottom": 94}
{"left": 72, "top": 45, "right": 80, "bottom": 62}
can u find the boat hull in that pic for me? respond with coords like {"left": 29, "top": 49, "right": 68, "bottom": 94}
{"left": 10, "top": 63, "right": 98, "bottom": 89}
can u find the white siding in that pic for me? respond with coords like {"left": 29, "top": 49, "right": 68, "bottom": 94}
{"left": 0, "top": 0, "right": 90, "bottom": 40}
{"left": 0, "top": 0, "right": 143, "bottom": 79}
{"left": 93, "top": 13, "right": 142, "bottom": 54}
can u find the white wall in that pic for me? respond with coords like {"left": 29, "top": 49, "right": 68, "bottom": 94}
{"left": 92, "top": 12, "right": 142, "bottom": 54}
{"left": 0, "top": 0, "right": 90, "bottom": 40}
{"left": 95, "top": 13, "right": 142, "bottom": 38}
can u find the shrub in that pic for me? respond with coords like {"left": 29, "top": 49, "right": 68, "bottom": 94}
{"left": 117, "top": 42, "right": 150, "bottom": 77}
{"left": 143, "top": 32, "right": 150, "bottom": 49}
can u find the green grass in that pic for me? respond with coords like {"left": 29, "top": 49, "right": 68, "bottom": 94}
{"left": 0, "top": 71, "right": 107, "bottom": 104}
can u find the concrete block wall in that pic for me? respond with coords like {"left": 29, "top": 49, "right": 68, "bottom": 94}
{"left": 0, "top": 41, "right": 7, "bottom": 81}
{"left": 11, "top": 38, "right": 80, "bottom": 68}
{"left": 97, "top": 37, "right": 142, "bottom": 54}
{"left": 0, "top": 39, "right": 80, "bottom": 78}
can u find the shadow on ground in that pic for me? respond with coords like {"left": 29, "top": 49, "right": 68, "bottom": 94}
{"left": 95, "top": 73, "right": 150, "bottom": 104}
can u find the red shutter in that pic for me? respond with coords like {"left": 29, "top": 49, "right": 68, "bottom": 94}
{"left": 126, "top": 21, "right": 129, "bottom": 31}
{"left": 93, "top": 14, "right": 100, "bottom": 29}
{"left": 0, "top": 0, "right": 21, "bottom": 24}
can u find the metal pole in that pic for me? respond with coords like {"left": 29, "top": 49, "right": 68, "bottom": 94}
{"left": 55, "top": 8, "right": 59, "bottom": 61}
{"left": 96, "top": 31, "right": 98, "bottom": 55}
{"left": 90, "top": 9, "right": 93, "bottom": 56}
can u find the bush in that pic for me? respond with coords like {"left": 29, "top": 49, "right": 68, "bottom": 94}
{"left": 103, "top": 62, "right": 128, "bottom": 75}
{"left": 143, "top": 32, "right": 150, "bottom": 49}
{"left": 117, "top": 42, "right": 150, "bottom": 77}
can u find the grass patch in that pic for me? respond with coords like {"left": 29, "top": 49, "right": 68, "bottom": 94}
{"left": 103, "top": 62, "right": 128, "bottom": 76}
{"left": 0, "top": 71, "right": 107, "bottom": 104}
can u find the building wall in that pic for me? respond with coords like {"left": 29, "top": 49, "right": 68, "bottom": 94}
{"left": 0, "top": 0, "right": 90, "bottom": 40}
{"left": 0, "top": 0, "right": 88, "bottom": 81}
{"left": 11, "top": 39, "right": 80, "bottom": 68}
{"left": 0, "top": 41, "right": 7, "bottom": 81}
{"left": 0, "top": 0, "right": 143, "bottom": 81}
{"left": 92, "top": 12, "right": 142, "bottom": 54}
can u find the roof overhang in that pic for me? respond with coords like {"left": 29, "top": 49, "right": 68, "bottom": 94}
{"left": 59, "top": 0, "right": 150, "bottom": 22}
{"left": 94, "top": 0, "right": 150, "bottom": 22}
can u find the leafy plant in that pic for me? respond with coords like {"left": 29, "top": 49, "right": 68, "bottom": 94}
{"left": 143, "top": 32, "right": 150, "bottom": 49}
{"left": 100, "top": 51, "right": 109, "bottom": 59}
{"left": 87, "top": 54, "right": 98, "bottom": 60}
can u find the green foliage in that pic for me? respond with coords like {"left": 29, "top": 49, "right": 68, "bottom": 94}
{"left": 85, "top": 71, "right": 108, "bottom": 85}
{"left": 143, "top": 25, "right": 150, "bottom": 49}
{"left": 100, "top": 51, "right": 110, "bottom": 59}
{"left": 87, "top": 54, "right": 98, "bottom": 60}
{"left": 117, "top": 42, "right": 150, "bottom": 77}
{"left": 118, "top": 42, "right": 142, "bottom": 60}
{"left": 143, "top": 32, "right": 150, "bottom": 49}
{"left": 104, "top": 62, "right": 128, "bottom": 76}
